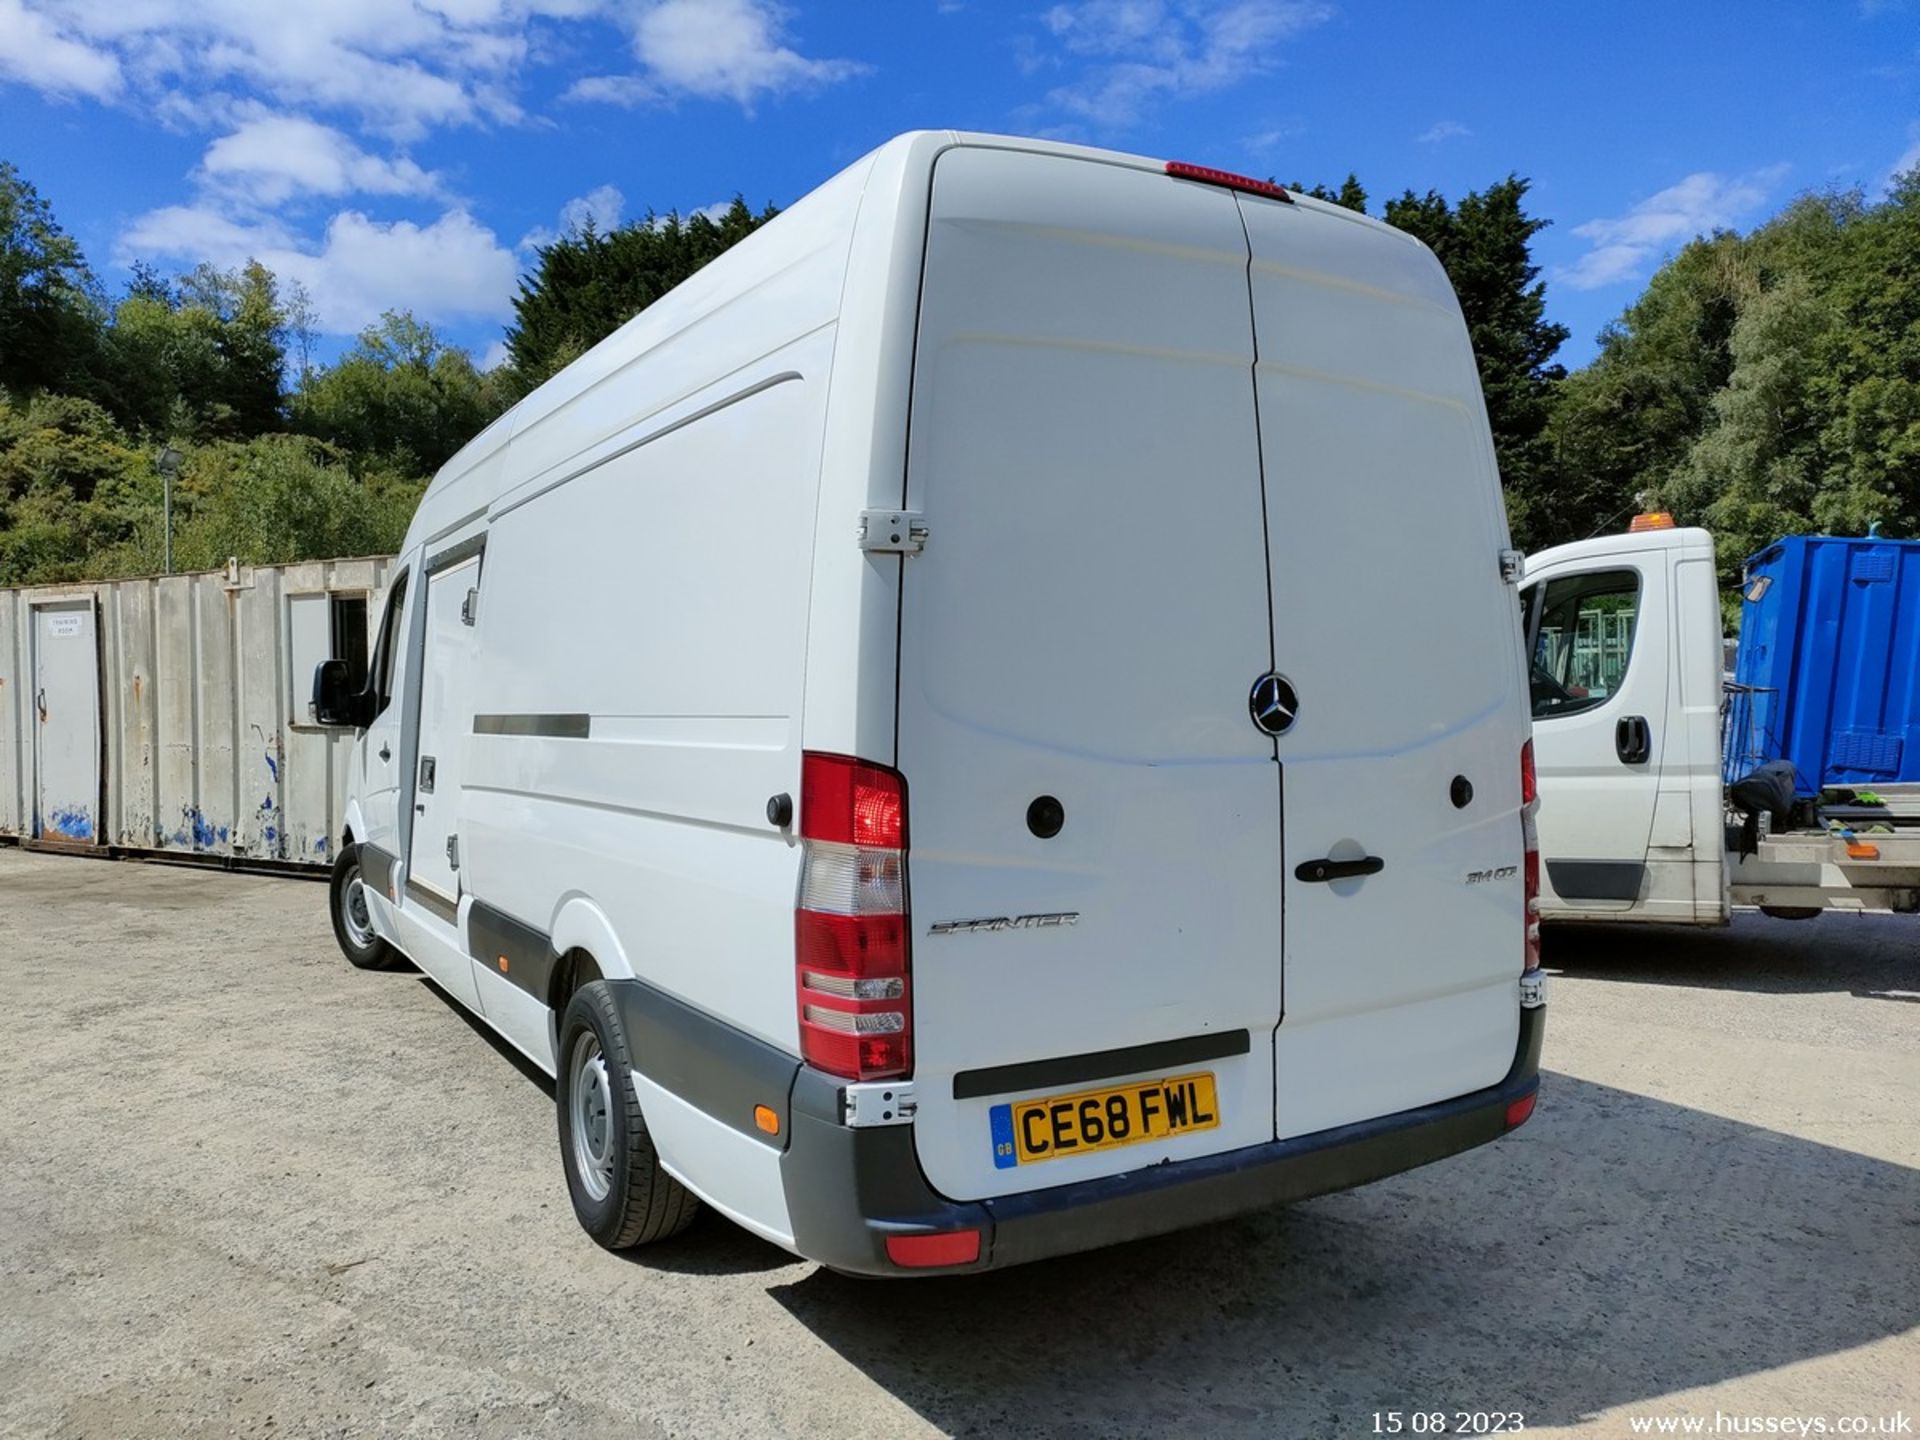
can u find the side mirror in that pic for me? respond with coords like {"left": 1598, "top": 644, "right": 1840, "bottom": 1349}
{"left": 312, "top": 660, "right": 372, "bottom": 729}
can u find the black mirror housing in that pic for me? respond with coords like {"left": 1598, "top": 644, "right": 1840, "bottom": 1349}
{"left": 312, "top": 659, "right": 372, "bottom": 729}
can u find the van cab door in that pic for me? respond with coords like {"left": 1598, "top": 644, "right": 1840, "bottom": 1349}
{"left": 1523, "top": 526, "right": 1725, "bottom": 923}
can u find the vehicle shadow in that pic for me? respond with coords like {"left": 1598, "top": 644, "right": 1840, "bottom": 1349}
{"left": 768, "top": 1073, "right": 1920, "bottom": 1436}
{"left": 1547, "top": 910, "right": 1920, "bottom": 1002}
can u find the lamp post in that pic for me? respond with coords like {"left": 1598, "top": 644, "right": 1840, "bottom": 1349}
{"left": 155, "top": 446, "right": 183, "bottom": 575}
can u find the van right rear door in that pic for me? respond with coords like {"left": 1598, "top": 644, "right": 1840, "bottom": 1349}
{"left": 1236, "top": 195, "right": 1529, "bottom": 1140}
{"left": 895, "top": 146, "right": 1282, "bottom": 1204}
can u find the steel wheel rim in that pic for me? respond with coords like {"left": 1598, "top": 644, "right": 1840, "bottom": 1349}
{"left": 342, "top": 867, "right": 376, "bottom": 949}
{"left": 569, "top": 1031, "right": 616, "bottom": 1203}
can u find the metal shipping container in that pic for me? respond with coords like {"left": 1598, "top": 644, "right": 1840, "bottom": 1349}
{"left": 1726, "top": 532, "right": 1920, "bottom": 796}
{"left": 0, "top": 556, "right": 396, "bottom": 867}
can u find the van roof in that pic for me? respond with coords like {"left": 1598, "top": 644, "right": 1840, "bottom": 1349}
{"left": 410, "top": 130, "right": 1424, "bottom": 547}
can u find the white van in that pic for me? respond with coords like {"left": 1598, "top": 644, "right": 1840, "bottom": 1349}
{"left": 313, "top": 131, "right": 1545, "bottom": 1275}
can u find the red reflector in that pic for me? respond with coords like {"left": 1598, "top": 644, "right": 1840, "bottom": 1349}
{"left": 1505, "top": 1092, "right": 1537, "bottom": 1129}
{"left": 1165, "top": 160, "right": 1292, "bottom": 203}
{"left": 801, "top": 753, "right": 906, "bottom": 848}
{"left": 885, "top": 1229, "right": 981, "bottom": 1268}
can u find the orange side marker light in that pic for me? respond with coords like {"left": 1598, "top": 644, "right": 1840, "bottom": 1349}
{"left": 753, "top": 1105, "right": 780, "bottom": 1136}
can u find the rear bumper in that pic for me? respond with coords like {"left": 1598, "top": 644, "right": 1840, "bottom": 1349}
{"left": 781, "top": 1004, "right": 1545, "bottom": 1276}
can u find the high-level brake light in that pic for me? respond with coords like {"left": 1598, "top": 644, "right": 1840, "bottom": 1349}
{"left": 795, "top": 752, "right": 912, "bottom": 1080}
{"left": 1165, "top": 161, "right": 1293, "bottom": 203}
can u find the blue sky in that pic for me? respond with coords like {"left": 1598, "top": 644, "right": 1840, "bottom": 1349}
{"left": 2, "top": 0, "right": 1915, "bottom": 371}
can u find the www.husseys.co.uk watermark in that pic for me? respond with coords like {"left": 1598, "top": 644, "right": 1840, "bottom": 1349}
{"left": 1627, "top": 1412, "right": 1912, "bottom": 1436}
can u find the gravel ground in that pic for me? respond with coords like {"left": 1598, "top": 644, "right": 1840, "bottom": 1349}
{"left": 1, "top": 845, "right": 1914, "bottom": 1439}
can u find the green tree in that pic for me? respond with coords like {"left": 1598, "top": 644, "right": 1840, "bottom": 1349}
{"left": 1383, "top": 178, "right": 1569, "bottom": 547}
{"left": 0, "top": 162, "right": 106, "bottom": 400}
{"left": 505, "top": 197, "right": 778, "bottom": 388}
{"left": 1556, "top": 171, "right": 1920, "bottom": 572}
{"left": 292, "top": 310, "right": 511, "bottom": 475}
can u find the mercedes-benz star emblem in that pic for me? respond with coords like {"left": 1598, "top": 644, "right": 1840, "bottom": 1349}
{"left": 1249, "top": 672, "right": 1299, "bottom": 737}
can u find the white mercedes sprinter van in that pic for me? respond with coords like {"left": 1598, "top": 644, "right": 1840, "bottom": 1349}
{"left": 313, "top": 131, "right": 1545, "bottom": 1275}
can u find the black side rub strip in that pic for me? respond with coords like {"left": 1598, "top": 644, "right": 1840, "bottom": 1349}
{"left": 953, "top": 1029, "right": 1251, "bottom": 1101}
{"left": 467, "top": 899, "right": 558, "bottom": 1001}
{"left": 1295, "top": 855, "right": 1385, "bottom": 883}
{"left": 608, "top": 978, "right": 800, "bottom": 1150}
{"left": 358, "top": 843, "right": 397, "bottom": 897}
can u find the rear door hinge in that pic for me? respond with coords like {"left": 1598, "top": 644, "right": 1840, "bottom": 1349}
{"left": 859, "top": 509, "right": 927, "bottom": 555}
{"left": 1499, "top": 548, "right": 1526, "bottom": 584}
{"left": 460, "top": 586, "right": 480, "bottom": 625}
{"left": 843, "top": 1080, "right": 916, "bottom": 1127}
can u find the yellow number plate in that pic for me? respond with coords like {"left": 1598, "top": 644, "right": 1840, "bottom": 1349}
{"left": 989, "top": 1072, "right": 1219, "bottom": 1169}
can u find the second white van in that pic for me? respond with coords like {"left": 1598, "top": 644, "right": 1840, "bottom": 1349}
{"left": 313, "top": 130, "right": 1545, "bottom": 1275}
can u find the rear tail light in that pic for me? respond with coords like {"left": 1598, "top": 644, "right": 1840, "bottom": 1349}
{"left": 796, "top": 753, "right": 911, "bottom": 1080}
{"left": 1521, "top": 740, "right": 1541, "bottom": 973}
{"left": 1505, "top": 1092, "right": 1537, "bottom": 1130}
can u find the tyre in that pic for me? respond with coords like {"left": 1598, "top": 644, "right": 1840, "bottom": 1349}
{"left": 329, "top": 842, "right": 404, "bottom": 970}
{"left": 556, "top": 981, "right": 701, "bottom": 1249}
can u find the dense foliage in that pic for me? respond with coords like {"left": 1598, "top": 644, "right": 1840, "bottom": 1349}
{"left": 4, "top": 151, "right": 1918, "bottom": 591}
{"left": 1552, "top": 173, "right": 1920, "bottom": 570}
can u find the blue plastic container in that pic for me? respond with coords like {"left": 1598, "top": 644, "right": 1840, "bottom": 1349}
{"left": 1726, "top": 533, "right": 1920, "bottom": 796}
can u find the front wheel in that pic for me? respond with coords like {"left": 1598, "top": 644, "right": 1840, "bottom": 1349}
{"left": 556, "top": 982, "right": 700, "bottom": 1249}
{"left": 329, "top": 843, "right": 404, "bottom": 970}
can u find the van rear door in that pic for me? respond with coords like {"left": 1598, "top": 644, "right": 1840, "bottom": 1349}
{"left": 1235, "top": 197, "right": 1528, "bottom": 1139}
{"left": 895, "top": 147, "right": 1281, "bottom": 1202}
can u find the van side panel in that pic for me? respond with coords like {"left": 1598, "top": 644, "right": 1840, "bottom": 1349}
{"left": 461, "top": 331, "right": 834, "bottom": 1059}
{"left": 897, "top": 147, "right": 1283, "bottom": 1203}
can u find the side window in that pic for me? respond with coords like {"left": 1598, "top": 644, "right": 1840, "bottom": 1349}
{"left": 369, "top": 572, "right": 410, "bottom": 717}
{"left": 1530, "top": 569, "right": 1640, "bottom": 720}
{"left": 288, "top": 590, "right": 370, "bottom": 720}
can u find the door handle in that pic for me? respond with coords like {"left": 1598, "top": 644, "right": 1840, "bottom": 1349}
{"left": 379, "top": 743, "right": 392, "bottom": 762}
{"left": 35, "top": 688, "right": 46, "bottom": 723}
{"left": 1615, "top": 715, "right": 1651, "bottom": 765}
{"left": 1295, "top": 855, "right": 1385, "bottom": 884}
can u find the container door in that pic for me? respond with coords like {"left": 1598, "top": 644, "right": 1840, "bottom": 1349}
{"left": 1236, "top": 194, "right": 1528, "bottom": 1140}
{"left": 31, "top": 600, "right": 101, "bottom": 844}
{"left": 896, "top": 148, "right": 1281, "bottom": 1203}
{"left": 1523, "top": 539, "right": 1676, "bottom": 916}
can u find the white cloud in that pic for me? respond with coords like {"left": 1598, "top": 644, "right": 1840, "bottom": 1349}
{"left": 1556, "top": 166, "right": 1787, "bottom": 291}
{"left": 120, "top": 203, "right": 519, "bottom": 335}
{"left": 1035, "top": 0, "right": 1332, "bottom": 129}
{"left": 0, "top": 0, "right": 120, "bottom": 98}
{"left": 1417, "top": 119, "right": 1470, "bottom": 144}
{"left": 199, "top": 113, "right": 443, "bottom": 205}
{"left": 518, "top": 182, "right": 625, "bottom": 250}
{"left": 480, "top": 337, "right": 511, "bottom": 370}
{"left": 568, "top": 0, "right": 867, "bottom": 110}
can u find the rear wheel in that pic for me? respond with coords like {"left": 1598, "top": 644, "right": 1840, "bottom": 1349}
{"left": 329, "top": 843, "right": 403, "bottom": 970}
{"left": 556, "top": 981, "right": 700, "bottom": 1249}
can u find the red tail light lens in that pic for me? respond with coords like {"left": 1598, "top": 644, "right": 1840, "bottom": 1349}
{"left": 1522, "top": 741, "right": 1541, "bottom": 973}
{"left": 797, "top": 753, "right": 911, "bottom": 1080}
{"left": 801, "top": 752, "right": 905, "bottom": 848}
